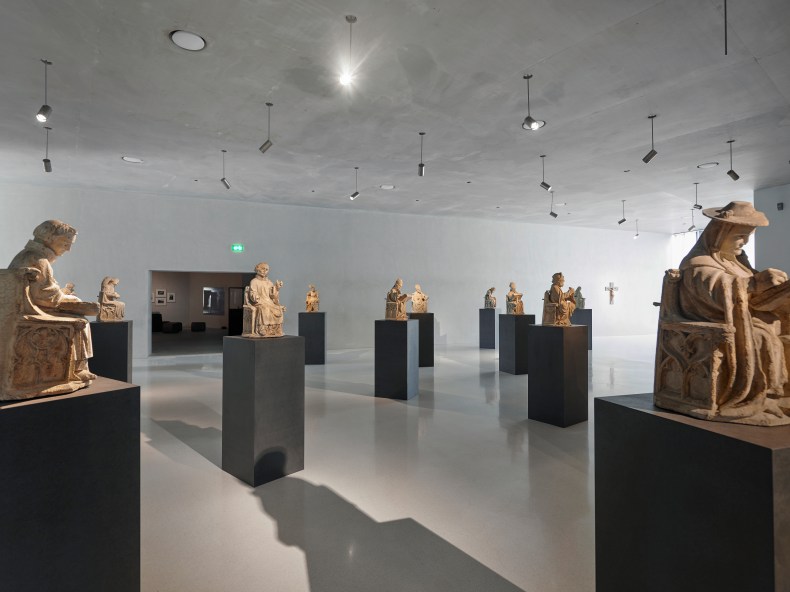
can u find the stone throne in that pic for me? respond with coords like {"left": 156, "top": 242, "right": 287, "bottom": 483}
{"left": 0, "top": 268, "right": 96, "bottom": 401}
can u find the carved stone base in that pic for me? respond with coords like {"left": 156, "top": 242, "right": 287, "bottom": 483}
{"left": 241, "top": 323, "right": 284, "bottom": 338}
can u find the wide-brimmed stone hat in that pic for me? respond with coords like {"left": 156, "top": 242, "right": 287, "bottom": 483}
{"left": 702, "top": 201, "right": 769, "bottom": 227}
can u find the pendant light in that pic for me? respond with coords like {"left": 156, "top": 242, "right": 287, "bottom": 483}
{"left": 642, "top": 115, "right": 658, "bottom": 163}
{"left": 688, "top": 208, "right": 697, "bottom": 232}
{"left": 36, "top": 59, "right": 53, "bottom": 123}
{"left": 633, "top": 219, "right": 639, "bottom": 239}
{"left": 549, "top": 191, "right": 558, "bottom": 218}
{"left": 521, "top": 74, "right": 545, "bottom": 131}
{"left": 726, "top": 140, "right": 739, "bottom": 180}
{"left": 339, "top": 15, "right": 357, "bottom": 86}
{"left": 693, "top": 182, "right": 702, "bottom": 209}
{"left": 42, "top": 126, "right": 52, "bottom": 173}
{"left": 418, "top": 132, "right": 426, "bottom": 176}
{"left": 220, "top": 149, "right": 230, "bottom": 189}
{"left": 350, "top": 166, "right": 360, "bottom": 200}
{"left": 618, "top": 199, "right": 626, "bottom": 225}
{"left": 259, "top": 102, "right": 274, "bottom": 154}
{"left": 539, "top": 154, "right": 551, "bottom": 191}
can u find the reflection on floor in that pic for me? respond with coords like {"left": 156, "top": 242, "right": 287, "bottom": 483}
{"left": 151, "top": 327, "right": 225, "bottom": 356}
{"left": 137, "top": 336, "right": 656, "bottom": 592}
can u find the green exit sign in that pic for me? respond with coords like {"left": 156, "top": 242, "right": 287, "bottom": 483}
{"left": 231, "top": 243, "right": 245, "bottom": 253}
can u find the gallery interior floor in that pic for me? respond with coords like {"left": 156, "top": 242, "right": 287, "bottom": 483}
{"left": 137, "top": 335, "right": 655, "bottom": 592}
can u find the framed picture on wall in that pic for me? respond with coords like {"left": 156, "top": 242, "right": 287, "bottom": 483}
{"left": 151, "top": 293, "right": 155, "bottom": 303}
{"left": 155, "top": 289, "right": 166, "bottom": 298}
{"left": 155, "top": 297, "right": 167, "bottom": 305}
{"left": 202, "top": 287, "right": 225, "bottom": 315}
{"left": 167, "top": 292, "right": 176, "bottom": 303}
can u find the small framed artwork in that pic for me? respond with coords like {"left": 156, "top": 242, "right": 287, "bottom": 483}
{"left": 155, "top": 297, "right": 167, "bottom": 306}
{"left": 151, "top": 293, "right": 155, "bottom": 303}
{"left": 155, "top": 289, "right": 166, "bottom": 298}
{"left": 167, "top": 292, "right": 176, "bottom": 303}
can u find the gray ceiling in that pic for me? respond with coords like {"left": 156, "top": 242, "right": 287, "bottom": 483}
{"left": 1, "top": 0, "right": 789, "bottom": 234}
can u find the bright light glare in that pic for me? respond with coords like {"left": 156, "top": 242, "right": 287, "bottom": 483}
{"left": 339, "top": 71, "right": 354, "bottom": 86}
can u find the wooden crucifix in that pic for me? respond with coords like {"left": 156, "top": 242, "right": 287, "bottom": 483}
{"left": 605, "top": 282, "right": 619, "bottom": 305}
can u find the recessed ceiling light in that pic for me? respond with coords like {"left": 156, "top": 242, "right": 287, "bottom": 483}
{"left": 121, "top": 156, "right": 144, "bottom": 163}
{"left": 697, "top": 162, "right": 719, "bottom": 169}
{"left": 380, "top": 184, "right": 396, "bottom": 190}
{"left": 169, "top": 30, "right": 206, "bottom": 52}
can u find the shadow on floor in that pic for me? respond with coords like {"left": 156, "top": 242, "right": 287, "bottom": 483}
{"left": 151, "top": 419, "right": 222, "bottom": 469}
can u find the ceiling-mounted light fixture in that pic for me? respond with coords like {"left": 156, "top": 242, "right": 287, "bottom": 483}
{"left": 42, "top": 126, "right": 52, "bottom": 173}
{"left": 521, "top": 74, "right": 545, "bottom": 131}
{"left": 350, "top": 166, "right": 360, "bottom": 200}
{"left": 339, "top": 15, "right": 357, "bottom": 86}
{"left": 633, "top": 219, "right": 639, "bottom": 239}
{"left": 618, "top": 199, "right": 627, "bottom": 225}
{"left": 169, "top": 30, "right": 206, "bottom": 51}
{"left": 688, "top": 209, "right": 697, "bottom": 232}
{"left": 418, "top": 132, "right": 426, "bottom": 176}
{"left": 726, "top": 139, "right": 739, "bottom": 180}
{"left": 549, "top": 191, "right": 558, "bottom": 218}
{"left": 539, "top": 155, "right": 551, "bottom": 191}
{"left": 220, "top": 149, "right": 230, "bottom": 189}
{"left": 642, "top": 115, "right": 658, "bottom": 163}
{"left": 36, "top": 59, "right": 53, "bottom": 123}
{"left": 259, "top": 102, "right": 274, "bottom": 154}
{"left": 693, "top": 182, "right": 702, "bottom": 209}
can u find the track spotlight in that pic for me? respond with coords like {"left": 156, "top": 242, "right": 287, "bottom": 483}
{"left": 259, "top": 102, "right": 274, "bottom": 154}
{"left": 36, "top": 59, "right": 53, "bottom": 123}
{"left": 418, "top": 132, "right": 426, "bottom": 176}
{"left": 220, "top": 149, "right": 230, "bottom": 189}
{"left": 726, "top": 140, "right": 739, "bottom": 180}
{"left": 349, "top": 166, "right": 360, "bottom": 200}
{"left": 521, "top": 75, "right": 545, "bottom": 131}
{"left": 634, "top": 219, "right": 639, "bottom": 239}
{"left": 539, "top": 155, "right": 552, "bottom": 191}
{"left": 618, "top": 199, "right": 626, "bottom": 225}
{"left": 688, "top": 208, "right": 696, "bottom": 232}
{"left": 693, "top": 182, "right": 702, "bottom": 209}
{"left": 549, "top": 191, "right": 558, "bottom": 218}
{"left": 42, "top": 126, "right": 52, "bottom": 173}
{"left": 642, "top": 115, "right": 658, "bottom": 163}
{"left": 339, "top": 15, "right": 357, "bottom": 86}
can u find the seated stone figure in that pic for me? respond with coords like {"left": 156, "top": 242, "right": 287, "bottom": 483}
{"left": 242, "top": 262, "right": 286, "bottom": 338}
{"left": 1, "top": 220, "right": 99, "bottom": 401}
{"left": 506, "top": 282, "right": 524, "bottom": 315}
{"left": 542, "top": 272, "right": 576, "bottom": 325}
{"left": 655, "top": 201, "right": 790, "bottom": 426}
{"left": 411, "top": 284, "right": 429, "bottom": 313}
{"left": 574, "top": 286, "right": 586, "bottom": 309}
{"left": 484, "top": 287, "right": 496, "bottom": 309}
{"left": 97, "top": 276, "right": 125, "bottom": 322}
{"left": 305, "top": 284, "right": 320, "bottom": 313}
{"left": 385, "top": 278, "right": 411, "bottom": 320}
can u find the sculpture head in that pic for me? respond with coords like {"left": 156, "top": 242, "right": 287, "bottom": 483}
{"left": 488, "top": 287, "right": 495, "bottom": 294}
{"left": 552, "top": 272, "right": 565, "bottom": 287}
{"left": 255, "top": 262, "right": 270, "bottom": 277}
{"left": 308, "top": 284, "right": 315, "bottom": 292}
{"left": 33, "top": 219, "right": 77, "bottom": 256}
{"left": 509, "top": 282, "right": 516, "bottom": 291}
{"left": 415, "top": 284, "right": 422, "bottom": 292}
{"left": 101, "top": 276, "right": 119, "bottom": 290}
{"left": 689, "top": 202, "right": 768, "bottom": 264}
{"left": 394, "top": 278, "right": 403, "bottom": 290}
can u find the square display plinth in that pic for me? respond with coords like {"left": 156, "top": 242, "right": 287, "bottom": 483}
{"left": 222, "top": 336, "right": 305, "bottom": 487}
{"left": 298, "top": 312, "right": 326, "bottom": 365}
{"left": 0, "top": 378, "right": 140, "bottom": 592}
{"left": 595, "top": 394, "right": 790, "bottom": 592}
{"left": 89, "top": 320, "right": 133, "bottom": 382}
{"left": 479, "top": 308, "right": 498, "bottom": 349}
{"left": 498, "top": 314, "right": 535, "bottom": 374}
{"left": 527, "top": 324, "right": 588, "bottom": 427}
{"left": 375, "top": 320, "right": 419, "bottom": 400}
{"left": 569, "top": 308, "right": 592, "bottom": 349}
{"left": 408, "top": 312, "right": 434, "bottom": 367}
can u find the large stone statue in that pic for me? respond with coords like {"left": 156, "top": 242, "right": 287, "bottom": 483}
{"left": 97, "top": 276, "right": 125, "bottom": 322}
{"left": 242, "top": 262, "right": 286, "bottom": 338}
{"left": 542, "top": 272, "right": 576, "bottom": 325}
{"left": 506, "top": 282, "right": 524, "bottom": 315}
{"left": 484, "top": 287, "right": 496, "bottom": 308}
{"left": 385, "top": 278, "right": 410, "bottom": 321}
{"left": 411, "top": 284, "right": 429, "bottom": 313}
{"left": 655, "top": 201, "right": 790, "bottom": 426}
{"left": 574, "top": 286, "right": 586, "bottom": 309}
{"left": 1, "top": 220, "right": 100, "bottom": 401}
{"left": 305, "top": 284, "right": 319, "bottom": 312}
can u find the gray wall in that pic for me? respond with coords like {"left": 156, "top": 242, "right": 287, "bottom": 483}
{"left": 1, "top": 183, "right": 671, "bottom": 357}
{"left": 755, "top": 182, "right": 790, "bottom": 270}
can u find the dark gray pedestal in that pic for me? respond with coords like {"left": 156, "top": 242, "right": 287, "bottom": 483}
{"left": 527, "top": 324, "right": 588, "bottom": 427}
{"left": 569, "top": 308, "right": 592, "bottom": 349}
{"left": 499, "top": 314, "right": 535, "bottom": 375}
{"left": 222, "top": 336, "right": 305, "bottom": 487}
{"left": 0, "top": 378, "right": 140, "bottom": 592}
{"left": 408, "top": 312, "right": 434, "bottom": 367}
{"left": 595, "top": 394, "right": 790, "bottom": 592}
{"left": 479, "top": 308, "right": 498, "bottom": 349}
{"left": 298, "top": 312, "right": 326, "bottom": 365}
{"left": 89, "top": 320, "right": 133, "bottom": 382}
{"left": 375, "top": 320, "right": 419, "bottom": 400}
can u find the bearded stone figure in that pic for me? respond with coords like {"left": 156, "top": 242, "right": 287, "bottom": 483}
{"left": 242, "top": 262, "right": 286, "bottom": 338}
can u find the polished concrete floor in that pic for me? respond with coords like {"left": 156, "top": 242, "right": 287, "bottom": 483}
{"left": 137, "top": 336, "right": 656, "bottom": 592}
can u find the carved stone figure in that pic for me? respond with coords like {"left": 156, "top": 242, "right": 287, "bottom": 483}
{"left": 1, "top": 220, "right": 100, "bottom": 401}
{"left": 242, "top": 262, "right": 286, "bottom": 338}
{"left": 385, "top": 278, "right": 411, "bottom": 320}
{"left": 305, "top": 284, "right": 320, "bottom": 313}
{"left": 506, "top": 283, "right": 524, "bottom": 315}
{"left": 542, "top": 273, "right": 576, "bottom": 326}
{"left": 411, "top": 284, "right": 429, "bottom": 313}
{"left": 97, "top": 277, "right": 125, "bottom": 322}
{"left": 574, "top": 286, "right": 586, "bottom": 310}
{"left": 655, "top": 201, "right": 790, "bottom": 426}
{"left": 484, "top": 287, "right": 496, "bottom": 309}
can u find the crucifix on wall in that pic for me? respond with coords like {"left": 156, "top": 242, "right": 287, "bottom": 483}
{"left": 605, "top": 282, "right": 619, "bottom": 305}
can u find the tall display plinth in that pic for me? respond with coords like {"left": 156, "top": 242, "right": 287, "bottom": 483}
{"left": 595, "top": 394, "right": 790, "bottom": 592}
{"left": 298, "top": 312, "right": 326, "bottom": 365}
{"left": 498, "top": 314, "right": 535, "bottom": 375}
{"left": 222, "top": 336, "right": 305, "bottom": 487}
{"left": 527, "top": 324, "right": 588, "bottom": 427}
{"left": 408, "top": 312, "right": 434, "bottom": 367}
{"left": 479, "top": 308, "right": 498, "bottom": 349}
{"left": 569, "top": 308, "right": 592, "bottom": 349}
{"left": 0, "top": 378, "right": 140, "bottom": 592}
{"left": 89, "top": 320, "right": 133, "bottom": 382}
{"left": 375, "top": 320, "right": 419, "bottom": 400}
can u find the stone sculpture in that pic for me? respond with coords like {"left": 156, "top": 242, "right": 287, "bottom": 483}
{"left": 385, "top": 278, "right": 411, "bottom": 321}
{"left": 1, "top": 220, "right": 100, "bottom": 401}
{"left": 506, "top": 283, "right": 524, "bottom": 315}
{"left": 484, "top": 287, "right": 496, "bottom": 308}
{"left": 305, "top": 284, "right": 320, "bottom": 313}
{"left": 97, "top": 276, "right": 125, "bottom": 322}
{"left": 411, "top": 284, "right": 429, "bottom": 313}
{"left": 242, "top": 262, "right": 286, "bottom": 338}
{"left": 574, "top": 286, "right": 586, "bottom": 309}
{"left": 542, "top": 272, "right": 576, "bottom": 326}
{"left": 655, "top": 201, "right": 790, "bottom": 426}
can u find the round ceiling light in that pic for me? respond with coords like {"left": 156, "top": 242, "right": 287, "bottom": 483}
{"left": 380, "top": 184, "right": 396, "bottom": 190}
{"left": 169, "top": 30, "right": 206, "bottom": 51}
{"left": 121, "top": 156, "right": 144, "bottom": 163}
{"left": 697, "top": 162, "right": 719, "bottom": 169}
